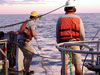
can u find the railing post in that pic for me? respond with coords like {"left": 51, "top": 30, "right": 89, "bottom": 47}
{"left": 96, "top": 42, "right": 100, "bottom": 75}
{"left": 96, "top": 56, "right": 100, "bottom": 75}
{"left": 97, "top": 42, "right": 99, "bottom": 54}
{"left": 4, "top": 57, "right": 8, "bottom": 75}
{"left": 62, "top": 50, "right": 65, "bottom": 75}
{"left": 91, "top": 42, "right": 99, "bottom": 64}
{"left": 91, "top": 52, "right": 94, "bottom": 64}
{"left": 4, "top": 41, "right": 8, "bottom": 75}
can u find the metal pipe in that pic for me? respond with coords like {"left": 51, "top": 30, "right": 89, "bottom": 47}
{"left": 62, "top": 51, "right": 66, "bottom": 75}
{"left": 4, "top": 42, "right": 8, "bottom": 75}
{"left": 0, "top": 40, "right": 8, "bottom": 75}
{"left": 0, "top": 49, "right": 6, "bottom": 57}
{"left": 56, "top": 46, "right": 100, "bottom": 54}
{"left": 56, "top": 40, "right": 100, "bottom": 75}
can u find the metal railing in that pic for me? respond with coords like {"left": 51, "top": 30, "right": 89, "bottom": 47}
{"left": 0, "top": 40, "right": 8, "bottom": 75}
{"left": 56, "top": 40, "right": 100, "bottom": 75}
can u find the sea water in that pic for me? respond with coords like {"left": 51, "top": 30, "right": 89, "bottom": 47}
{"left": 0, "top": 13, "right": 100, "bottom": 75}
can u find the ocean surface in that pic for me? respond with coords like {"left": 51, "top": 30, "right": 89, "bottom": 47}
{"left": 0, "top": 13, "right": 100, "bottom": 75}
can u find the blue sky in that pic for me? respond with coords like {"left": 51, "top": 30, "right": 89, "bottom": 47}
{"left": 0, "top": 0, "right": 100, "bottom": 14}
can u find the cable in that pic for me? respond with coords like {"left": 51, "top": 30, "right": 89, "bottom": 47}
{"left": 0, "top": 20, "right": 29, "bottom": 29}
{"left": 92, "top": 28, "right": 100, "bottom": 40}
{"left": 38, "top": 5, "right": 65, "bottom": 18}
{"left": 36, "top": 40, "right": 41, "bottom": 50}
{"left": 0, "top": 5, "right": 64, "bottom": 29}
{"left": 7, "top": 48, "right": 15, "bottom": 59}
{"left": 82, "top": 54, "right": 88, "bottom": 75}
{"left": 69, "top": 52, "right": 73, "bottom": 75}
{"left": 82, "top": 27, "right": 100, "bottom": 75}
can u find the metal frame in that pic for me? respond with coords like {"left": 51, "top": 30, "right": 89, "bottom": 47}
{"left": 56, "top": 40, "right": 100, "bottom": 75}
{"left": 0, "top": 39, "right": 8, "bottom": 75}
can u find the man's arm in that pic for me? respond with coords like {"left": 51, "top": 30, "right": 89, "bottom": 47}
{"left": 56, "top": 18, "right": 61, "bottom": 43}
{"left": 31, "top": 30, "right": 37, "bottom": 40}
{"left": 80, "top": 19, "right": 85, "bottom": 41}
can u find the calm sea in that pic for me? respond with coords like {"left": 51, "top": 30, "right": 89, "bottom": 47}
{"left": 0, "top": 13, "right": 100, "bottom": 75}
{"left": 0, "top": 13, "right": 100, "bottom": 48}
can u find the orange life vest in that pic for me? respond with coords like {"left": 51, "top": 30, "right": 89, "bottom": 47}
{"left": 19, "top": 21, "right": 33, "bottom": 40}
{"left": 58, "top": 16, "right": 80, "bottom": 42}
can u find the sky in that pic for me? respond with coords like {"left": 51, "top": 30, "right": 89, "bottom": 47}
{"left": 0, "top": 0, "right": 100, "bottom": 14}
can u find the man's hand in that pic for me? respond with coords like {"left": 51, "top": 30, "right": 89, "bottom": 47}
{"left": 80, "top": 46, "right": 84, "bottom": 50}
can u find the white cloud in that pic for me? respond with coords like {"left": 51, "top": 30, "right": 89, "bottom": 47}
{"left": 4, "top": 0, "right": 24, "bottom": 2}
{"left": 2, "top": 0, "right": 46, "bottom": 4}
{"left": 14, "top": 0, "right": 24, "bottom": 1}
{"left": 1, "top": 0, "right": 60, "bottom": 4}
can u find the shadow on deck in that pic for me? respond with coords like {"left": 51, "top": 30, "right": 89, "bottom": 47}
{"left": 0, "top": 69, "right": 24, "bottom": 75}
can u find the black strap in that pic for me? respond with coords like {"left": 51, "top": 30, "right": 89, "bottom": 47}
{"left": 59, "top": 35, "right": 79, "bottom": 38}
{"left": 59, "top": 28, "right": 79, "bottom": 32}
